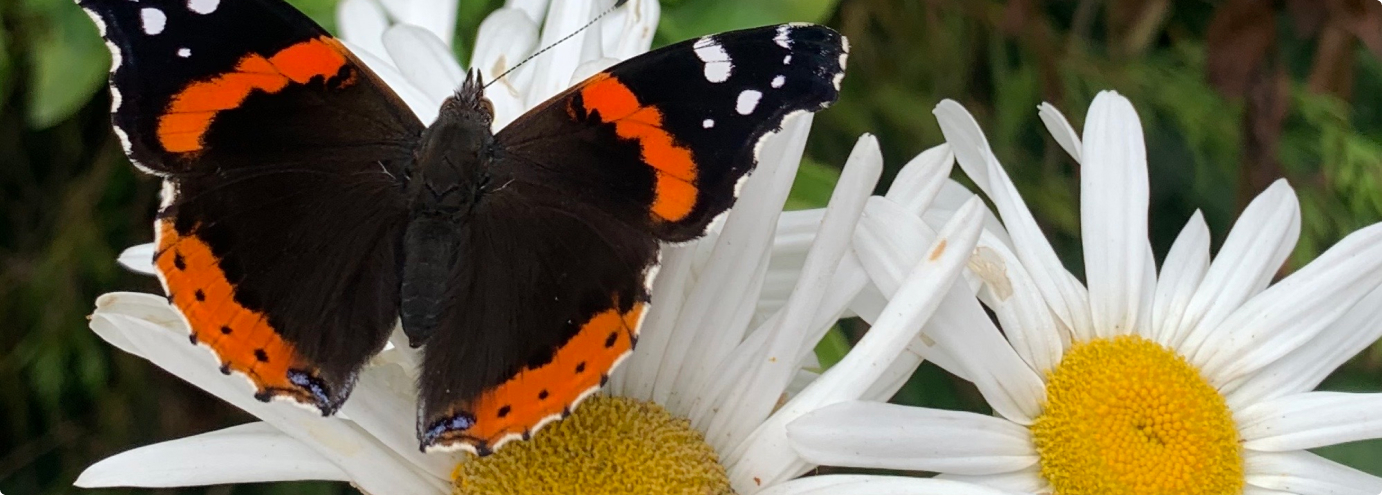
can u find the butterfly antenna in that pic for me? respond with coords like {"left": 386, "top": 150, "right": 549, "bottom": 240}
{"left": 482, "top": 0, "right": 629, "bottom": 89}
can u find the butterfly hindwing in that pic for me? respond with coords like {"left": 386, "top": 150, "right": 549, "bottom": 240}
{"left": 419, "top": 24, "right": 848, "bottom": 454}
{"left": 417, "top": 184, "right": 658, "bottom": 453}
{"left": 82, "top": 0, "right": 422, "bottom": 413}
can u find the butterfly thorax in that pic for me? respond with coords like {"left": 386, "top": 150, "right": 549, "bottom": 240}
{"left": 400, "top": 75, "right": 498, "bottom": 347}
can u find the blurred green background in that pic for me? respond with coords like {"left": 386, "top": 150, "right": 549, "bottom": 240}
{"left": 3, "top": 0, "right": 1381, "bottom": 493}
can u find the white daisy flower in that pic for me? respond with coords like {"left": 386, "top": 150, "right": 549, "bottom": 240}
{"left": 81, "top": 1, "right": 1014, "bottom": 493}
{"left": 81, "top": 124, "right": 998, "bottom": 493}
{"left": 786, "top": 91, "right": 1382, "bottom": 495}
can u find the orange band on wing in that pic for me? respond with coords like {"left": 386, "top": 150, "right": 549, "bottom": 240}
{"left": 578, "top": 74, "right": 698, "bottom": 222}
{"left": 432, "top": 299, "right": 645, "bottom": 453}
{"left": 155, "top": 219, "right": 320, "bottom": 406}
{"left": 157, "top": 37, "right": 353, "bottom": 153}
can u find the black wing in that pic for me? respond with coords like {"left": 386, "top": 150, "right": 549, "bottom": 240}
{"left": 418, "top": 23, "right": 847, "bottom": 454}
{"left": 81, "top": 0, "right": 422, "bottom": 413}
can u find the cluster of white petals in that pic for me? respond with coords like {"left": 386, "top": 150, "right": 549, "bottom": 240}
{"left": 786, "top": 93, "right": 1382, "bottom": 495}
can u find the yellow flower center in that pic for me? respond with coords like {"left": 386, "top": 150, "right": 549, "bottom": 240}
{"left": 452, "top": 396, "right": 734, "bottom": 495}
{"left": 1031, "top": 335, "right": 1242, "bottom": 495}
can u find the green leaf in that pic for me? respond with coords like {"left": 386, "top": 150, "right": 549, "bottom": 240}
{"left": 812, "top": 325, "right": 850, "bottom": 370}
{"left": 785, "top": 156, "right": 841, "bottom": 210}
{"left": 657, "top": 0, "right": 841, "bottom": 43}
{"left": 26, "top": 1, "right": 109, "bottom": 128}
{"left": 286, "top": 0, "right": 340, "bottom": 32}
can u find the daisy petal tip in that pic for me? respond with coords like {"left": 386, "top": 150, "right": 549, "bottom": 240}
{"left": 116, "top": 243, "right": 157, "bottom": 276}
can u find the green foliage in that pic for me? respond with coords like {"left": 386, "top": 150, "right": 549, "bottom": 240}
{"left": 784, "top": 156, "right": 841, "bottom": 210}
{"left": 657, "top": 0, "right": 841, "bottom": 42}
{"left": 20, "top": 0, "right": 109, "bottom": 128}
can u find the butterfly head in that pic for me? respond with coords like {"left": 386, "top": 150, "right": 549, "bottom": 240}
{"left": 410, "top": 70, "right": 499, "bottom": 213}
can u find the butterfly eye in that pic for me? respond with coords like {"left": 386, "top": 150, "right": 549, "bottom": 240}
{"left": 480, "top": 98, "right": 495, "bottom": 120}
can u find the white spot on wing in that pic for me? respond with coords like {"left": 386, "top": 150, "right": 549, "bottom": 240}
{"left": 774, "top": 25, "right": 793, "bottom": 49}
{"left": 187, "top": 0, "right": 219, "bottom": 14}
{"left": 140, "top": 8, "right": 166, "bottom": 35}
{"left": 702, "top": 118, "right": 714, "bottom": 128}
{"left": 771, "top": 75, "right": 785, "bottom": 88}
{"left": 736, "top": 90, "right": 762, "bottom": 115}
{"left": 782, "top": 55, "right": 791, "bottom": 65}
{"left": 177, "top": 47, "right": 191, "bottom": 58}
{"left": 693, "top": 36, "right": 732, "bottom": 83}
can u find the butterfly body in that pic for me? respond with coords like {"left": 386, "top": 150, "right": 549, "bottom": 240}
{"left": 81, "top": 0, "right": 847, "bottom": 455}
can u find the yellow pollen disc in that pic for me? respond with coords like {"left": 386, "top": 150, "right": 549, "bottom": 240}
{"left": 1031, "top": 335, "right": 1242, "bottom": 495}
{"left": 452, "top": 395, "right": 734, "bottom": 495}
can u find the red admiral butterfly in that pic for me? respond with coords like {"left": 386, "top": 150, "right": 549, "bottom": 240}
{"left": 80, "top": 0, "right": 847, "bottom": 455}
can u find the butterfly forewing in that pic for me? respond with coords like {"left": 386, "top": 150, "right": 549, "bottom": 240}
{"left": 82, "top": 0, "right": 421, "bottom": 414}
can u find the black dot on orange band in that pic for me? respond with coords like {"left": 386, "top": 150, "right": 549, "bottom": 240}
{"left": 605, "top": 331, "right": 619, "bottom": 348}
{"left": 220, "top": 325, "right": 232, "bottom": 334}
{"left": 219, "top": 363, "right": 231, "bottom": 375}
{"left": 173, "top": 252, "right": 186, "bottom": 270}
{"left": 189, "top": 334, "right": 198, "bottom": 344}
{"left": 497, "top": 405, "right": 511, "bottom": 418}
{"left": 194, "top": 289, "right": 205, "bottom": 301}
{"left": 600, "top": 374, "right": 609, "bottom": 386}
{"left": 575, "top": 362, "right": 586, "bottom": 374}
{"left": 254, "top": 349, "right": 269, "bottom": 362}
{"left": 538, "top": 390, "right": 549, "bottom": 400}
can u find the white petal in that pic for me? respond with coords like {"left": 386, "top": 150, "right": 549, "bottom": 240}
{"left": 471, "top": 8, "right": 538, "bottom": 82}
{"left": 970, "top": 230, "right": 1063, "bottom": 375}
{"left": 378, "top": 0, "right": 457, "bottom": 47}
{"left": 654, "top": 115, "right": 812, "bottom": 411}
{"left": 726, "top": 199, "right": 986, "bottom": 491}
{"left": 701, "top": 134, "right": 882, "bottom": 450}
{"left": 884, "top": 144, "right": 953, "bottom": 216}
{"left": 924, "top": 179, "right": 1014, "bottom": 251}
{"left": 935, "top": 99, "right": 1092, "bottom": 340}
{"left": 117, "top": 243, "right": 157, "bottom": 276}
{"left": 524, "top": 0, "right": 598, "bottom": 107}
{"left": 852, "top": 198, "right": 1045, "bottom": 423}
{"left": 75, "top": 422, "right": 348, "bottom": 488}
{"left": 754, "top": 208, "right": 826, "bottom": 323}
{"left": 341, "top": 40, "right": 439, "bottom": 124}
{"left": 1238, "top": 392, "right": 1382, "bottom": 451}
{"left": 1245, "top": 450, "right": 1382, "bottom": 495}
{"left": 600, "top": 0, "right": 658, "bottom": 61}
{"left": 1199, "top": 221, "right": 1382, "bottom": 386}
{"left": 1228, "top": 283, "right": 1382, "bottom": 406}
{"left": 505, "top": 0, "right": 548, "bottom": 23}
{"left": 1175, "top": 180, "right": 1299, "bottom": 354}
{"left": 1149, "top": 210, "right": 1210, "bottom": 346}
{"left": 756, "top": 475, "right": 1026, "bottom": 495}
{"left": 687, "top": 252, "right": 868, "bottom": 435}
{"left": 336, "top": 0, "right": 390, "bottom": 60}
{"left": 1038, "top": 102, "right": 1081, "bottom": 162}
{"left": 89, "top": 293, "right": 447, "bottom": 494}
{"left": 787, "top": 401, "right": 1037, "bottom": 474}
{"left": 569, "top": 57, "right": 619, "bottom": 85}
{"left": 612, "top": 244, "right": 695, "bottom": 401}
{"left": 382, "top": 24, "right": 465, "bottom": 106}
{"left": 343, "top": 362, "right": 460, "bottom": 478}
{"left": 1080, "top": 91, "right": 1149, "bottom": 339}
{"left": 937, "top": 467, "right": 1050, "bottom": 493}
{"left": 470, "top": 8, "right": 538, "bottom": 129}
